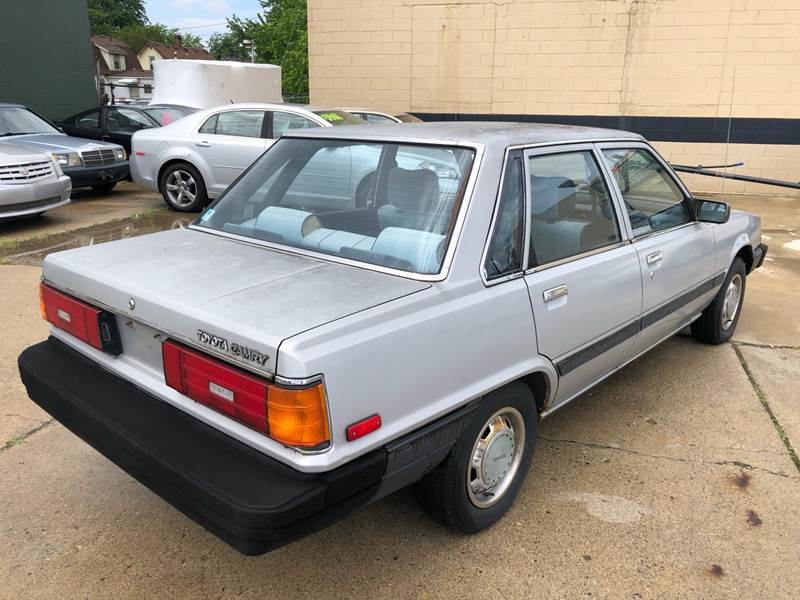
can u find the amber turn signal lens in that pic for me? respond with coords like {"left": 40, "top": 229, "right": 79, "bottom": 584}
{"left": 267, "top": 382, "right": 330, "bottom": 449}
{"left": 39, "top": 283, "right": 47, "bottom": 321}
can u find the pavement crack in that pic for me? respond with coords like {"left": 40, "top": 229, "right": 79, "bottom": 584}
{"left": 1, "top": 419, "right": 54, "bottom": 453}
{"left": 733, "top": 345, "right": 800, "bottom": 474}
{"left": 538, "top": 436, "right": 794, "bottom": 479}
{"left": 731, "top": 341, "right": 800, "bottom": 351}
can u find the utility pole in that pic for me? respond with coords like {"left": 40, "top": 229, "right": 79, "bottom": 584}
{"left": 242, "top": 39, "right": 255, "bottom": 63}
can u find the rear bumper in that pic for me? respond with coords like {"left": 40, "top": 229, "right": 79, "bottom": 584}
{"left": 64, "top": 161, "right": 129, "bottom": 188}
{"left": 753, "top": 243, "right": 768, "bottom": 271}
{"left": 18, "top": 338, "right": 475, "bottom": 555}
{"left": 18, "top": 338, "right": 385, "bottom": 555}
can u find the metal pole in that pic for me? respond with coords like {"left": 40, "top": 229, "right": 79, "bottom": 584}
{"left": 671, "top": 165, "right": 800, "bottom": 191}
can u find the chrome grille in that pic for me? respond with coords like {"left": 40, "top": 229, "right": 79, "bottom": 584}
{"left": 0, "top": 160, "right": 54, "bottom": 183}
{"left": 80, "top": 148, "right": 117, "bottom": 167}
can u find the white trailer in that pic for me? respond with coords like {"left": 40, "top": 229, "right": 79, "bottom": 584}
{"left": 149, "top": 60, "right": 282, "bottom": 108}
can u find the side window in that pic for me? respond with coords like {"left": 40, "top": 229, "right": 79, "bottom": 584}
{"left": 198, "top": 113, "right": 218, "bottom": 134}
{"left": 272, "top": 111, "right": 320, "bottom": 138}
{"left": 601, "top": 148, "right": 690, "bottom": 236}
{"left": 528, "top": 150, "right": 621, "bottom": 266}
{"left": 485, "top": 154, "right": 524, "bottom": 279}
{"left": 106, "top": 108, "right": 152, "bottom": 133}
{"left": 77, "top": 110, "right": 100, "bottom": 128}
{"left": 215, "top": 110, "right": 265, "bottom": 138}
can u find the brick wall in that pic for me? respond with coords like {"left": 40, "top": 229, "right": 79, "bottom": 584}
{"left": 308, "top": 0, "right": 800, "bottom": 196}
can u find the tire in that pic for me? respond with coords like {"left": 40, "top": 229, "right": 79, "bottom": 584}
{"left": 691, "top": 257, "right": 747, "bottom": 344}
{"left": 415, "top": 382, "right": 538, "bottom": 533}
{"left": 91, "top": 182, "right": 117, "bottom": 193}
{"left": 159, "top": 162, "right": 208, "bottom": 212}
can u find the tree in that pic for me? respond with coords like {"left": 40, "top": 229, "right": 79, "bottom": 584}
{"left": 114, "top": 23, "right": 204, "bottom": 52}
{"left": 227, "top": 0, "right": 309, "bottom": 101}
{"left": 88, "top": 0, "right": 147, "bottom": 35}
{"left": 207, "top": 31, "right": 251, "bottom": 62}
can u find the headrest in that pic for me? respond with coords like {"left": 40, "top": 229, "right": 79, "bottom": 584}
{"left": 387, "top": 167, "right": 440, "bottom": 212}
{"left": 530, "top": 176, "right": 576, "bottom": 221}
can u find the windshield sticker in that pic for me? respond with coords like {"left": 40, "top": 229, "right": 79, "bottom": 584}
{"left": 199, "top": 208, "right": 215, "bottom": 222}
{"left": 319, "top": 112, "right": 344, "bottom": 122}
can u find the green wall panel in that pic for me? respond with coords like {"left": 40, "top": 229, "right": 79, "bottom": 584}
{"left": 0, "top": 0, "right": 97, "bottom": 120}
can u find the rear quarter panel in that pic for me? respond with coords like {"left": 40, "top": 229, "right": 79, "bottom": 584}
{"left": 277, "top": 278, "right": 555, "bottom": 468}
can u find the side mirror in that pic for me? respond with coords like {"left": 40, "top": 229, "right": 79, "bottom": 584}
{"left": 696, "top": 198, "right": 730, "bottom": 224}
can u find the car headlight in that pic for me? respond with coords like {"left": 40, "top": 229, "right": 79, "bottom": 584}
{"left": 52, "top": 152, "right": 82, "bottom": 167}
{"left": 114, "top": 147, "right": 127, "bottom": 161}
{"left": 49, "top": 156, "right": 64, "bottom": 177}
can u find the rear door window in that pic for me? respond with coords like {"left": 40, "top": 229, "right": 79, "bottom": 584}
{"left": 200, "top": 110, "right": 265, "bottom": 138}
{"left": 528, "top": 150, "right": 621, "bottom": 265}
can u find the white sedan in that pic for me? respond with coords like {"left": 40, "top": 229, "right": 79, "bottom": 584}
{"left": 130, "top": 103, "right": 365, "bottom": 211}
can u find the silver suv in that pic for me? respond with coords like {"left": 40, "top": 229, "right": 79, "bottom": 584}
{"left": 0, "top": 141, "right": 71, "bottom": 219}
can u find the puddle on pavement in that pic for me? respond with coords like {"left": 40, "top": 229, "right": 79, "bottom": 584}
{"left": 0, "top": 212, "right": 194, "bottom": 267}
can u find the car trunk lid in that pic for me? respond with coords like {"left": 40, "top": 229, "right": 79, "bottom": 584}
{"left": 42, "top": 227, "right": 430, "bottom": 374}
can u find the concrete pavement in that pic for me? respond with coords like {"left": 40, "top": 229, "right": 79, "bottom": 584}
{"left": 1, "top": 193, "right": 798, "bottom": 599}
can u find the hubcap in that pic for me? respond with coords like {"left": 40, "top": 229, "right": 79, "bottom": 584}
{"left": 467, "top": 407, "right": 525, "bottom": 508}
{"left": 165, "top": 170, "right": 197, "bottom": 207}
{"left": 721, "top": 274, "right": 743, "bottom": 331}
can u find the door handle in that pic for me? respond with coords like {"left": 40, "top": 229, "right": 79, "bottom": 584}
{"left": 543, "top": 284, "right": 568, "bottom": 302}
{"left": 195, "top": 141, "right": 211, "bottom": 147}
{"left": 646, "top": 251, "right": 663, "bottom": 265}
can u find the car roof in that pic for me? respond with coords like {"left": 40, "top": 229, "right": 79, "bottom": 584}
{"left": 283, "top": 121, "right": 644, "bottom": 150}
{"left": 203, "top": 102, "right": 343, "bottom": 112}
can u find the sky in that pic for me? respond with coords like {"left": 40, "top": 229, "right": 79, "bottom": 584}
{"left": 145, "top": 0, "right": 263, "bottom": 41}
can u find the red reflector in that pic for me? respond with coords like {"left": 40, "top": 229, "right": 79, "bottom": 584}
{"left": 41, "top": 284, "right": 103, "bottom": 350}
{"left": 162, "top": 339, "right": 269, "bottom": 432}
{"left": 346, "top": 414, "right": 382, "bottom": 442}
{"left": 134, "top": 151, "right": 145, "bottom": 156}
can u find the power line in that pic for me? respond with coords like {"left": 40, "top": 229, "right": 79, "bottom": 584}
{"left": 162, "top": 21, "right": 228, "bottom": 30}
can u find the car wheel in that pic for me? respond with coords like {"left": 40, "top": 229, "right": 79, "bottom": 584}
{"left": 415, "top": 381, "right": 538, "bottom": 533}
{"left": 91, "top": 182, "right": 117, "bottom": 193}
{"left": 159, "top": 163, "right": 208, "bottom": 212}
{"left": 692, "top": 257, "right": 747, "bottom": 345}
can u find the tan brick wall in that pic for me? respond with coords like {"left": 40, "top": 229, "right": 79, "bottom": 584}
{"left": 308, "top": 0, "right": 800, "bottom": 196}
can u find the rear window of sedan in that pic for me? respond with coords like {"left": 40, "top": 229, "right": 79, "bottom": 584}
{"left": 312, "top": 111, "right": 366, "bottom": 126}
{"left": 196, "top": 138, "right": 475, "bottom": 275}
{"left": 143, "top": 107, "right": 186, "bottom": 126}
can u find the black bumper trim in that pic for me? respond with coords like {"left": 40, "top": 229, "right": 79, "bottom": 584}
{"left": 753, "top": 243, "right": 768, "bottom": 271}
{"left": 18, "top": 338, "right": 386, "bottom": 555}
{"left": 64, "top": 162, "right": 129, "bottom": 187}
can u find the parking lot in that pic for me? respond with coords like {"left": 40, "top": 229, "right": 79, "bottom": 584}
{"left": 1, "top": 190, "right": 798, "bottom": 599}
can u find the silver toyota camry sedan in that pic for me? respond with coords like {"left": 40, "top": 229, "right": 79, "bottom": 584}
{"left": 130, "top": 103, "right": 365, "bottom": 212}
{"left": 21, "top": 122, "right": 764, "bottom": 555}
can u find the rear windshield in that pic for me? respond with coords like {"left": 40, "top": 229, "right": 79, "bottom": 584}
{"left": 396, "top": 113, "right": 422, "bottom": 123}
{"left": 312, "top": 111, "right": 366, "bottom": 126}
{"left": 196, "top": 138, "right": 475, "bottom": 275}
{"left": 143, "top": 107, "right": 186, "bottom": 126}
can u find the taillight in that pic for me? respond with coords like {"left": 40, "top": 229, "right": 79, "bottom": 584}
{"left": 162, "top": 340, "right": 330, "bottom": 449}
{"left": 40, "top": 283, "right": 122, "bottom": 356}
